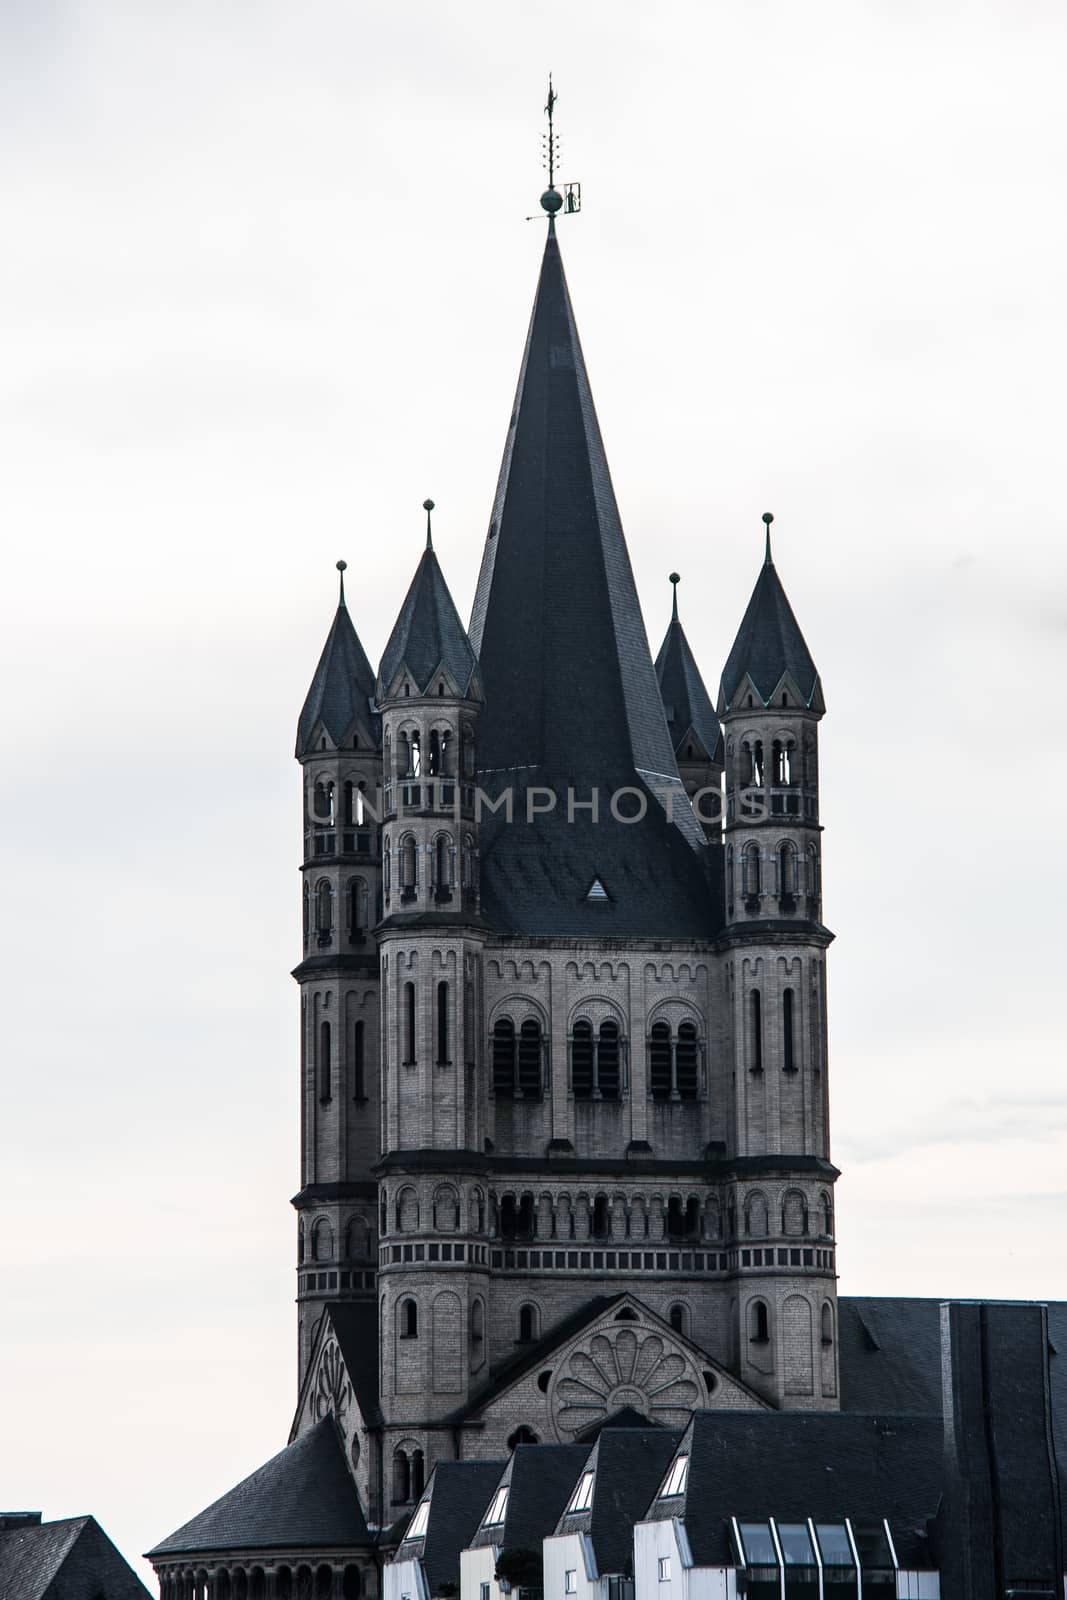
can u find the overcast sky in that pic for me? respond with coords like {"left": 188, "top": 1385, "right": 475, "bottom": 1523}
{"left": 1, "top": 0, "right": 1065, "bottom": 1586}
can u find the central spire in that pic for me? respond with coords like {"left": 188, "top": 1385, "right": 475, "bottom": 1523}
{"left": 468, "top": 215, "right": 715, "bottom": 937}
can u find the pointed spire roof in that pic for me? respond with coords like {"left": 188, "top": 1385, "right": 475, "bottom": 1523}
{"left": 377, "top": 534, "right": 479, "bottom": 701}
{"left": 296, "top": 564, "right": 378, "bottom": 756}
{"left": 468, "top": 230, "right": 713, "bottom": 936}
{"left": 654, "top": 575, "right": 724, "bottom": 764}
{"left": 718, "top": 531, "right": 823, "bottom": 713}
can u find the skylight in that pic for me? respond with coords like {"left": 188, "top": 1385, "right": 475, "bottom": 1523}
{"left": 483, "top": 1487, "right": 509, "bottom": 1526}
{"left": 566, "top": 1471, "right": 595, "bottom": 1513}
{"left": 405, "top": 1499, "right": 430, "bottom": 1540}
{"left": 660, "top": 1455, "right": 689, "bottom": 1498}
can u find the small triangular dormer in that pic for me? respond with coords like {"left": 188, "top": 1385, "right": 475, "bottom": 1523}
{"left": 586, "top": 877, "right": 610, "bottom": 903}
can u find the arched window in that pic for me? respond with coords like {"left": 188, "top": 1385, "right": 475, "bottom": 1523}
{"left": 436, "top": 981, "right": 449, "bottom": 1064}
{"left": 807, "top": 844, "right": 820, "bottom": 904}
{"left": 745, "top": 1192, "right": 769, "bottom": 1238}
{"left": 315, "top": 879, "right": 333, "bottom": 933}
{"left": 409, "top": 731, "right": 422, "bottom": 777}
{"left": 346, "top": 1218, "right": 369, "bottom": 1261}
{"left": 380, "top": 1192, "right": 388, "bottom": 1236}
{"left": 472, "top": 1187, "right": 485, "bottom": 1233}
{"left": 820, "top": 1191, "right": 833, "bottom": 1237}
{"left": 726, "top": 845, "right": 735, "bottom": 915}
{"left": 460, "top": 727, "right": 475, "bottom": 778}
{"left": 403, "top": 982, "right": 416, "bottom": 1064}
{"left": 666, "top": 1197, "right": 685, "bottom": 1240}
{"left": 500, "top": 1193, "right": 534, "bottom": 1241}
{"left": 428, "top": 729, "right": 441, "bottom": 775}
{"left": 783, "top": 1191, "right": 808, "bottom": 1236}
{"left": 592, "top": 1195, "right": 610, "bottom": 1239}
{"left": 396, "top": 1186, "right": 419, "bottom": 1232}
{"left": 684, "top": 1196, "right": 700, "bottom": 1237}
{"left": 750, "top": 1299, "right": 770, "bottom": 1344}
{"left": 302, "top": 882, "right": 310, "bottom": 941}
{"left": 518, "top": 1019, "right": 543, "bottom": 1098}
{"left": 597, "top": 1021, "right": 621, "bottom": 1099}
{"left": 353, "top": 1020, "right": 365, "bottom": 1100}
{"left": 821, "top": 1302, "right": 834, "bottom": 1346}
{"left": 508, "top": 1425, "right": 538, "bottom": 1449}
{"left": 383, "top": 837, "right": 391, "bottom": 896}
{"left": 348, "top": 878, "right": 368, "bottom": 934}
{"left": 649, "top": 1021, "right": 672, "bottom": 1101}
{"left": 311, "top": 1218, "right": 333, "bottom": 1262}
{"left": 318, "top": 1020, "right": 332, "bottom": 1103}
{"left": 433, "top": 1185, "right": 458, "bottom": 1231}
{"left": 400, "top": 1298, "right": 418, "bottom": 1338}
{"left": 400, "top": 835, "right": 418, "bottom": 893}
{"left": 313, "top": 780, "right": 335, "bottom": 823}
{"left": 470, "top": 1297, "right": 484, "bottom": 1342}
{"left": 396, "top": 732, "right": 409, "bottom": 777}
{"left": 433, "top": 834, "right": 453, "bottom": 894}
{"left": 411, "top": 1450, "right": 424, "bottom": 1498}
{"left": 518, "top": 1303, "right": 538, "bottom": 1343}
{"left": 392, "top": 1450, "right": 411, "bottom": 1504}
{"left": 571, "top": 1020, "right": 594, "bottom": 1098}
{"left": 676, "top": 1022, "right": 699, "bottom": 1100}
{"left": 492, "top": 1018, "right": 516, "bottom": 1095}
{"left": 750, "top": 990, "right": 763, "bottom": 1072}
{"left": 743, "top": 739, "right": 764, "bottom": 786}
{"left": 783, "top": 988, "right": 796, "bottom": 1072}
{"left": 773, "top": 739, "right": 793, "bottom": 785}
{"left": 462, "top": 833, "right": 477, "bottom": 892}
{"left": 742, "top": 844, "right": 761, "bottom": 899}
{"left": 668, "top": 1303, "right": 687, "bottom": 1336}
{"left": 778, "top": 841, "right": 797, "bottom": 902}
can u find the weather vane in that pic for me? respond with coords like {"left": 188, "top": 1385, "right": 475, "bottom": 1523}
{"left": 528, "top": 76, "right": 581, "bottom": 223}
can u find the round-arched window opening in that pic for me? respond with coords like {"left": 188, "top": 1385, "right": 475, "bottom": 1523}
{"left": 508, "top": 1425, "right": 539, "bottom": 1450}
{"left": 536, "top": 1369, "right": 553, "bottom": 1393}
{"left": 702, "top": 1369, "right": 717, "bottom": 1395}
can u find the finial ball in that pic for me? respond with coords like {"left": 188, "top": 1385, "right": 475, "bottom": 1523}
{"left": 540, "top": 187, "right": 563, "bottom": 215}
{"left": 423, "top": 499, "right": 435, "bottom": 512}
{"left": 669, "top": 571, "right": 680, "bottom": 585}
{"left": 762, "top": 512, "right": 774, "bottom": 527}
{"left": 336, "top": 559, "right": 347, "bottom": 572}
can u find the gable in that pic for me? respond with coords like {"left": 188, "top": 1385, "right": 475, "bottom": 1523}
{"left": 469, "top": 1295, "right": 766, "bottom": 1445}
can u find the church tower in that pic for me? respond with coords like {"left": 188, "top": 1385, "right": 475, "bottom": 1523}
{"left": 293, "top": 564, "right": 383, "bottom": 1383}
{"left": 717, "top": 514, "right": 839, "bottom": 1408}
{"left": 374, "top": 506, "right": 489, "bottom": 1501}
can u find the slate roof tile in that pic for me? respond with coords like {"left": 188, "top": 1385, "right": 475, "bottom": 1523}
{"left": 148, "top": 1418, "right": 369, "bottom": 1557}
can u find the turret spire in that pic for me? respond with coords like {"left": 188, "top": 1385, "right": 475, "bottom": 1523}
{"left": 718, "top": 513, "right": 823, "bottom": 714}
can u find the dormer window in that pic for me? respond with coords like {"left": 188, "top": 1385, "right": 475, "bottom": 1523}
{"left": 483, "top": 1486, "right": 509, "bottom": 1526}
{"left": 405, "top": 1498, "right": 430, "bottom": 1540}
{"left": 567, "top": 1471, "right": 595, "bottom": 1513}
{"left": 660, "top": 1455, "right": 689, "bottom": 1497}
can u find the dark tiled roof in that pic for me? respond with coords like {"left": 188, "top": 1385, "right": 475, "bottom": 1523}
{"left": 326, "top": 1300, "right": 383, "bottom": 1429}
{"left": 378, "top": 546, "right": 479, "bottom": 699}
{"left": 148, "top": 1418, "right": 369, "bottom": 1557}
{"left": 468, "top": 229, "right": 714, "bottom": 938}
{"left": 718, "top": 554, "right": 822, "bottom": 713}
{"left": 477, "top": 800, "right": 723, "bottom": 941}
{"left": 555, "top": 1428, "right": 681, "bottom": 1577}
{"left": 296, "top": 600, "right": 378, "bottom": 757}
{"left": 654, "top": 609, "right": 723, "bottom": 765}
{"left": 0, "top": 1516, "right": 151, "bottom": 1600}
{"left": 646, "top": 1410, "right": 942, "bottom": 1569}
{"left": 838, "top": 1296, "right": 944, "bottom": 1415}
{"left": 397, "top": 1460, "right": 507, "bottom": 1593}
{"left": 469, "top": 1446, "right": 589, "bottom": 1553}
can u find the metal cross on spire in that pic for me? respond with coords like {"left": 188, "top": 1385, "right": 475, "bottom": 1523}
{"left": 532, "top": 76, "right": 581, "bottom": 224}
